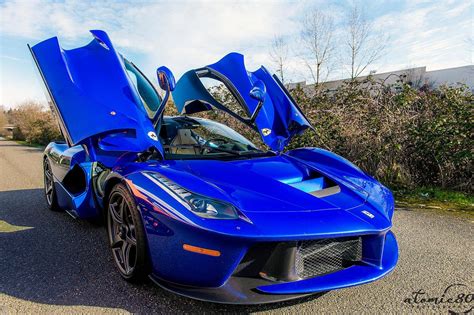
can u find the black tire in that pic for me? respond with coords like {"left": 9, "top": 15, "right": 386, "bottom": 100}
{"left": 43, "top": 158, "right": 61, "bottom": 211}
{"left": 106, "top": 182, "right": 150, "bottom": 282}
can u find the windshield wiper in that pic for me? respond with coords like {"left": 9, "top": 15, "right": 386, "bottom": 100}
{"left": 239, "top": 149, "right": 276, "bottom": 157}
{"left": 165, "top": 144, "right": 242, "bottom": 156}
{"left": 203, "top": 145, "right": 276, "bottom": 157}
{"left": 201, "top": 144, "right": 242, "bottom": 156}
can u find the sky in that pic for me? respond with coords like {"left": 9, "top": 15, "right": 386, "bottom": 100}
{"left": 0, "top": 0, "right": 472, "bottom": 107}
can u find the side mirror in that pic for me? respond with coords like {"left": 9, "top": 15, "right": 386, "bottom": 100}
{"left": 157, "top": 66, "right": 176, "bottom": 92}
{"left": 153, "top": 66, "right": 176, "bottom": 128}
{"left": 249, "top": 80, "right": 266, "bottom": 123}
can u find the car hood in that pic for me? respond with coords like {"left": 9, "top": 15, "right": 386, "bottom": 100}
{"left": 126, "top": 154, "right": 392, "bottom": 236}
{"left": 149, "top": 155, "right": 370, "bottom": 215}
{"left": 172, "top": 53, "right": 313, "bottom": 152}
{"left": 30, "top": 30, "right": 161, "bottom": 153}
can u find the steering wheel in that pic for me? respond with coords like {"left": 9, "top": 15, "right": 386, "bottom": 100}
{"left": 201, "top": 138, "right": 228, "bottom": 154}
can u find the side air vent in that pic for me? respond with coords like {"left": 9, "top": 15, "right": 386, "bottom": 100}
{"left": 62, "top": 164, "right": 86, "bottom": 195}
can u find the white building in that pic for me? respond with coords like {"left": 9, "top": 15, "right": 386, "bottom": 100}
{"left": 288, "top": 65, "right": 474, "bottom": 93}
{"left": 426, "top": 65, "right": 473, "bottom": 89}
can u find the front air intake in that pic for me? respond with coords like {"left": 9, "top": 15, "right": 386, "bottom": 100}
{"left": 295, "top": 237, "right": 362, "bottom": 279}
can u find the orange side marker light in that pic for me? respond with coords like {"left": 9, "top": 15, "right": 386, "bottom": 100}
{"left": 182, "top": 244, "right": 221, "bottom": 257}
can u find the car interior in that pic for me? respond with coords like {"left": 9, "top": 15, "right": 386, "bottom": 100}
{"left": 158, "top": 116, "right": 265, "bottom": 159}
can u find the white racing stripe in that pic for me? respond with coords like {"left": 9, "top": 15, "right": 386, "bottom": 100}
{"left": 135, "top": 177, "right": 198, "bottom": 227}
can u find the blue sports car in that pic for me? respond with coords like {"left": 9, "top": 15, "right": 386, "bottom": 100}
{"left": 30, "top": 30, "right": 398, "bottom": 304}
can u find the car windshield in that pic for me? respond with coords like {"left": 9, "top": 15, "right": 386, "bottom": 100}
{"left": 159, "top": 116, "right": 271, "bottom": 160}
{"left": 124, "top": 59, "right": 162, "bottom": 119}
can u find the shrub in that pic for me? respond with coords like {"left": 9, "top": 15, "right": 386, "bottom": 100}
{"left": 288, "top": 81, "right": 473, "bottom": 192}
{"left": 7, "top": 101, "right": 62, "bottom": 145}
{"left": 0, "top": 106, "right": 8, "bottom": 137}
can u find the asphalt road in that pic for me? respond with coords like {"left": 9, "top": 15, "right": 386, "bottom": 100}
{"left": 0, "top": 139, "right": 472, "bottom": 314}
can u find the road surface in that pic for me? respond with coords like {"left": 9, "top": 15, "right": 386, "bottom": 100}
{"left": 0, "top": 140, "right": 472, "bottom": 314}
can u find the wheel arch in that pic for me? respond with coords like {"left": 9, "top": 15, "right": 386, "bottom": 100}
{"left": 103, "top": 176, "right": 123, "bottom": 203}
{"left": 102, "top": 174, "right": 140, "bottom": 218}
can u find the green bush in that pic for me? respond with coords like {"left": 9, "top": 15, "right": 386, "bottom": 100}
{"left": 288, "top": 81, "right": 473, "bottom": 192}
{"left": 0, "top": 106, "right": 8, "bottom": 137}
{"left": 6, "top": 101, "right": 63, "bottom": 146}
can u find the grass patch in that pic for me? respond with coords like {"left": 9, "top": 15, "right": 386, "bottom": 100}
{"left": 14, "top": 140, "right": 44, "bottom": 148}
{"left": 394, "top": 187, "right": 473, "bottom": 215}
{"left": 0, "top": 220, "right": 34, "bottom": 233}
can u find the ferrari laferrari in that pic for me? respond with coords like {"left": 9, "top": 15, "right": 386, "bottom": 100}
{"left": 30, "top": 30, "right": 398, "bottom": 304}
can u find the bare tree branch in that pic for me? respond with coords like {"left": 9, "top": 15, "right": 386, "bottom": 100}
{"left": 344, "top": 2, "right": 388, "bottom": 79}
{"left": 300, "top": 9, "right": 335, "bottom": 86}
{"left": 269, "top": 35, "right": 289, "bottom": 84}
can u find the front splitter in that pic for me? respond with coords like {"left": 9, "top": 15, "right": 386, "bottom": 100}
{"left": 149, "top": 275, "right": 318, "bottom": 304}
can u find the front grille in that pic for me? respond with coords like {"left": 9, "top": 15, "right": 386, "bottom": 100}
{"left": 295, "top": 237, "right": 362, "bottom": 279}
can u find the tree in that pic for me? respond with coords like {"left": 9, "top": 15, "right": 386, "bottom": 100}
{"left": 343, "top": 2, "right": 387, "bottom": 79}
{"left": 300, "top": 9, "right": 335, "bottom": 86}
{"left": 0, "top": 106, "right": 7, "bottom": 136}
{"left": 269, "top": 35, "right": 289, "bottom": 84}
{"left": 7, "top": 101, "right": 61, "bottom": 144}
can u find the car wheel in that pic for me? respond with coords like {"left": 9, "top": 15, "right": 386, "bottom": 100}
{"left": 43, "top": 158, "right": 60, "bottom": 211}
{"left": 106, "top": 182, "right": 150, "bottom": 282}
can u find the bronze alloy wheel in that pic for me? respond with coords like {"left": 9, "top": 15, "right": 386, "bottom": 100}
{"left": 106, "top": 183, "right": 150, "bottom": 281}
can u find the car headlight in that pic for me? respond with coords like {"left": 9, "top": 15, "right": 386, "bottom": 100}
{"left": 145, "top": 172, "right": 240, "bottom": 219}
{"left": 185, "top": 194, "right": 238, "bottom": 219}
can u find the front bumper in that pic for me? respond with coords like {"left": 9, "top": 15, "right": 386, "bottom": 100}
{"left": 148, "top": 230, "right": 398, "bottom": 304}
{"left": 256, "top": 231, "right": 398, "bottom": 295}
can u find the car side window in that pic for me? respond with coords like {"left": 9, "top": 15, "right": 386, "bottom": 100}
{"left": 124, "top": 60, "right": 162, "bottom": 119}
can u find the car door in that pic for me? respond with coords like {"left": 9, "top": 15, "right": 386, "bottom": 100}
{"left": 30, "top": 30, "right": 163, "bottom": 155}
{"left": 172, "top": 53, "right": 313, "bottom": 152}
